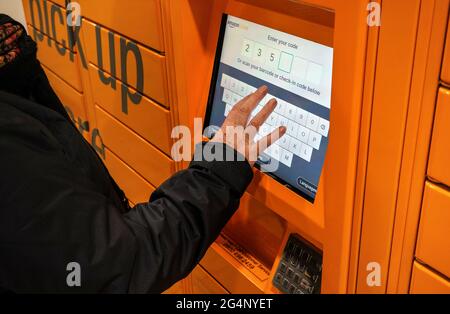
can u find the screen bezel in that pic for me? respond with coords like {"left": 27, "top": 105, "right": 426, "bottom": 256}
{"left": 204, "top": 13, "right": 328, "bottom": 203}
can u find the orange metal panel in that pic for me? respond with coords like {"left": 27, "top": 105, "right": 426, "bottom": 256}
{"left": 163, "top": 281, "right": 186, "bottom": 294}
{"left": 73, "top": 16, "right": 99, "bottom": 144}
{"left": 416, "top": 182, "right": 450, "bottom": 279}
{"left": 77, "top": 0, "right": 165, "bottom": 52}
{"left": 223, "top": 193, "right": 287, "bottom": 269}
{"left": 42, "top": 65, "right": 87, "bottom": 124}
{"left": 159, "top": 0, "right": 215, "bottom": 137}
{"left": 104, "top": 148, "right": 156, "bottom": 206}
{"left": 200, "top": 240, "right": 266, "bottom": 294}
{"left": 442, "top": 19, "right": 450, "bottom": 85}
{"left": 88, "top": 64, "right": 172, "bottom": 155}
{"left": 82, "top": 20, "right": 169, "bottom": 107}
{"left": 388, "top": 0, "right": 450, "bottom": 293}
{"left": 428, "top": 88, "right": 450, "bottom": 187}
{"left": 23, "top": 0, "right": 73, "bottom": 50}
{"left": 48, "top": 0, "right": 66, "bottom": 7}
{"left": 166, "top": 0, "right": 370, "bottom": 293}
{"left": 347, "top": 0, "right": 382, "bottom": 293}
{"left": 356, "top": 0, "right": 422, "bottom": 294}
{"left": 226, "top": 0, "right": 364, "bottom": 294}
{"left": 95, "top": 106, "right": 174, "bottom": 188}
{"left": 32, "top": 29, "right": 83, "bottom": 92}
{"left": 410, "top": 262, "right": 450, "bottom": 294}
{"left": 191, "top": 266, "right": 229, "bottom": 294}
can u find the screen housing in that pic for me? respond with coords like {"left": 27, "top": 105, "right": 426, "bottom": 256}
{"left": 168, "top": 0, "right": 371, "bottom": 293}
{"left": 203, "top": 14, "right": 333, "bottom": 202}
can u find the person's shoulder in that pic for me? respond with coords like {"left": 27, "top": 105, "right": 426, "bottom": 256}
{"left": 0, "top": 91, "right": 58, "bottom": 136}
{"left": 0, "top": 95, "right": 51, "bottom": 142}
{"left": 0, "top": 91, "right": 38, "bottom": 126}
{"left": 0, "top": 93, "right": 62, "bottom": 177}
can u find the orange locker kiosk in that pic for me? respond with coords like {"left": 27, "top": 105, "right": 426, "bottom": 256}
{"left": 20, "top": 0, "right": 450, "bottom": 294}
{"left": 163, "top": 0, "right": 368, "bottom": 294}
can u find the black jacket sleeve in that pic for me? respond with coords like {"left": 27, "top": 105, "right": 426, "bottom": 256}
{"left": 0, "top": 135, "right": 253, "bottom": 293}
{"left": 124, "top": 143, "right": 253, "bottom": 293}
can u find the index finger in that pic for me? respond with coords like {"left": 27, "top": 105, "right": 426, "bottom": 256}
{"left": 224, "top": 85, "right": 268, "bottom": 127}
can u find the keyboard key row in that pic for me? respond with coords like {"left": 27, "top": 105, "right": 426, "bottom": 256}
{"left": 257, "top": 126, "right": 315, "bottom": 163}
{"left": 270, "top": 98, "right": 329, "bottom": 137}
{"left": 224, "top": 90, "right": 326, "bottom": 142}
{"left": 226, "top": 104, "right": 321, "bottom": 158}
{"left": 221, "top": 73, "right": 257, "bottom": 98}
{"left": 257, "top": 115, "right": 322, "bottom": 151}
{"left": 276, "top": 132, "right": 318, "bottom": 156}
{"left": 222, "top": 88, "right": 243, "bottom": 106}
{"left": 264, "top": 140, "right": 313, "bottom": 166}
{"left": 221, "top": 74, "right": 329, "bottom": 137}
{"left": 221, "top": 74, "right": 328, "bottom": 164}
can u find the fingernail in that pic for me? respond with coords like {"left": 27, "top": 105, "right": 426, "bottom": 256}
{"left": 280, "top": 126, "right": 287, "bottom": 134}
{"left": 258, "top": 85, "right": 268, "bottom": 94}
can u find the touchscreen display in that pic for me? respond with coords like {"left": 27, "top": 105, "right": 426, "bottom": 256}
{"left": 204, "top": 15, "right": 334, "bottom": 202}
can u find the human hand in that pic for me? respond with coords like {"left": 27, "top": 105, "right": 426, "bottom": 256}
{"left": 211, "top": 85, "right": 286, "bottom": 167}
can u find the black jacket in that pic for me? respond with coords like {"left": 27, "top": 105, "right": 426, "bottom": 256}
{"left": 0, "top": 90, "right": 253, "bottom": 293}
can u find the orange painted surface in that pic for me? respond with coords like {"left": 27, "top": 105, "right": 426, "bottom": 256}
{"left": 31, "top": 28, "right": 83, "bottom": 92}
{"left": 82, "top": 20, "right": 169, "bottom": 107}
{"left": 347, "top": 2, "right": 381, "bottom": 291}
{"left": 410, "top": 262, "right": 450, "bottom": 294}
{"left": 428, "top": 88, "right": 450, "bottom": 187}
{"left": 200, "top": 240, "right": 266, "bottom": 294}
{"left": 167, "top": 0, "right": 369, "bottom": 293}
{"left": 77, "top": 0, "right": 165, "bottom": 52}
{"left": 416, "top": 182, "right": 450, "bottom": 279}
{"left": 95, "top": 106, "right": 175, "bottom": 188}
{"left": 48, "top": 0, "right": 66, "bottom": 8}
{"left": 88, "top": 64, "right": 172, "bottom": 155}
{"left": 223, "top": 193, "right": 286, "bottom": 269}
{"left": 386, "top": 0, "right": 450, "bottom": 293}
{"left": 356, "top": 0, "right": 422, "bottom": 294}
{"left": 104, "top": 148, "right": 156, "bottom": 205}
{"left": 23, "top": 0, "right": 71, "bottom": 48}
{"left": 42, "top": 65, "right": 87, "bottom": 123}
{"left": 190, "top": 266, "right": 229, "bottom": 294}
{"left": 441, "top": 20, "right": 450, "bottom": 85}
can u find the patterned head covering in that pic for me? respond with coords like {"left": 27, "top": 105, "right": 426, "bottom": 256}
{"left": 0, "top": 14, "right": 38, "bottom": 99}
{"left": 0, "top": 22, "right": 24, "bottom": 68}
